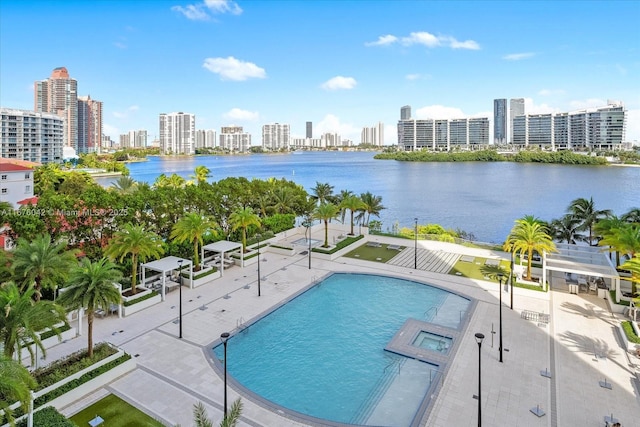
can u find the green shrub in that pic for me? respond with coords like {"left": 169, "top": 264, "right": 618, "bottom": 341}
{"left": 313, "top": 235, "right": 364, "bottom": 254}
{"left": 123, "top": 290, "right": 159, "bottom": 307}
{"left": 181, "top": 267, "right": 218, "bottom": 281}
{"left": 269, "top": 244, "right": 293, "bottom": 250}
{"left": 622, "top": 321, "right": 640, "bottom": 344}
{"left": 40, "top": 324, "right": 72, "bottom": 341}
{"left": 16, "top": 406, "right": 76, "bottom": 427}
{"left": 609, "top": 290, "right": 631, "bottom": 306}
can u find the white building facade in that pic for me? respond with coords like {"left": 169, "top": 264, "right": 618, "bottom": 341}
{"left": 398, "top": 117, "right": 490, "bottom": 150}
{"left": 195, "top": 129, "right": 217, "bottom": 149}
{"left": 0, "top": 161, "right": 35, "bottom": 209}
{"left": 1, "top": 108, "right": 64, "bottom": 164}
{"left": 219, "top": 126, "right": 251, "bottom": 152}
{"left": 361, "top": 122, "right": 384, "bottom": 146}
{"left": 262, "top": 123, "right": 290, "bottom": 151}
{"left": 159, "top": 112, "right": 195, "bottom": 155}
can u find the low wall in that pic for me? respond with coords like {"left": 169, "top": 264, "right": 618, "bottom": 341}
{"left": 20, "top": 326, "right": 77, "bottom": 362}
{"left": 122, "top": 293, "right": 161, "bottom": 316}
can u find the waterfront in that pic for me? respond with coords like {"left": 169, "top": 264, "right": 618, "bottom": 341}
{"left": 98, "top": 151, "right": 640, "bottom": 243}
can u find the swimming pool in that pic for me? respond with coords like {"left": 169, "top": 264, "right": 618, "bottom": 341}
{"left": 212, "top": 273, "right": 470, "bottom": 426}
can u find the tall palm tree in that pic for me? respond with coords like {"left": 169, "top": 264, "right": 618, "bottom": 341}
{"left": 340, "top": 195, "right": 365, "bottom": 235}
{"left": 310, "top": 182, "right": 334, "bottom": 205}
{"left": 503, "top": 215, "right": 556, "bottom": 281}
{"left": 568, "top": 197, "right": 611, "bottom": 246}
{"left": 334, "top": 190, "right": 354, "bottom": 223}
{"left": 171, "top": 212, "right": 218, "bottom": 269}
{"left": 110, "top": 176, "right": 138, "bottom": 194}
{"left": 613, "top": 223, "right": 640, "bottom": 262}
{"left": 314, "top": 203, "right": 339, "bottom": 248}
{"left": 11, "top": 234, "right": 78, "bottom": 301}
{"left": 270, "top": 187, "right": 295, "bottom": 214}
{"left": 0, "top": 355, "right": 37, "bottom": 427}
{"left": 229, "top": 207, "right": 261, "bottom": 253}
{"left": 621, "top": 207, "right": 640, "bottom": 224}
{"left": 191, "top": 166, "right": 211, "bottom": 185}
{"left": 0, "top": 283, "right": 67, "bottom": 364}
{"left": 595, "top": 215, "right": 626, "bottom": 266}
{"left": 621, "top": 255, "right": 640, "bottom": 297}
{"left": 550, "top": 214, "right": 584, "bottom": 244}
{"left": 104, "top": 223, "right": 165, "bottom": 294}
{"left": 192, "top": 398, "right": 243, "bottom": 427}
{"left": 356, "top": 192, "right": 385, "bottom": 227}
{"left": 56, "top": 258, "right": 122, "bottom": 358}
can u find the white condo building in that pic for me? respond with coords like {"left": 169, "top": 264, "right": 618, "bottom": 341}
{"left": 195, "top": 129, "right": 217, "bottom": 149}
{"left": 119, "top": 130, "right": 148, "bottom": 149}
{"left": 509, "top": 98, "right": 525, "bottom": 144}
{"left": 397, "top": 117, "right": 490, "bottom": 150}
{"left": 262, "top": 123, "right": 290, "bottom": 151}
{"left": 159, "top": 112, "right": 195, "bottom": 155}
{"left": 512, "top": 102, "right": 626, "bottom": 150}
{"left": 0, "top": 159, "right": 35, "bottom": 209}
{"left": 219, "top": 126, "right": 251, "bottom": 152}
{"left": 1, "top": 108, "right": 64, "bottom": 164}
{"left": 361, "top": 122, "right": 384, "bottom": 146}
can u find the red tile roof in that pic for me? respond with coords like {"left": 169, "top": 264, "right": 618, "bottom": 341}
{"left": 17, "top": 196, "right": 39, "bottom": 205}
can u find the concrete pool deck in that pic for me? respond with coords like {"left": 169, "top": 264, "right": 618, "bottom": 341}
{"left": 43, "top": 226, "right": 640, "bottom": 427}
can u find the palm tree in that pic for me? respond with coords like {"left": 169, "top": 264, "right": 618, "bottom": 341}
{"left": 0, "top": 355, "right": 37, "bottom": 427}
{"left": 110, "top": 176, "right": 138, "bottom": 194}
{"left": 229, "top": 207, "right": 261, "bottom": 253}
{"left": 104, "top": 223, "right": 165, "bottom": 294}
{"left": 568, "top": 197, "right": 611, "bottom": 246}
{"left": 192, "top": 398, "right": 243, "bottom": 427}
{"left": 191, "top": 166, "right": 211, "bottom": 185}
{"left": 356, "top": 192, "right": 385, "bottom": 227}
{"left": 595, "top": 215, "right": 626, "bottom": 266}
{"left": 171, "top": 212, "right": 218, "bottom": 269}
{"left": 0, "top": 283, "right": 67, "bottom": 364}
{"left": 11, "top": 234, "right": 78, "bottom": 301}
{"left": 334, "top": 190, "right": 354, "bottom": 223}
{"left": 314, "top": 203, "right": 339, "bottom": 248}
{"left": 270, "top": 187, "right": 295, "bottom": 214}
{"left": 56, "top": 258, "right": 122, "bottom": 358}
{"left": 621, "top": 207, "right": 640, "bottom": 223}
{"left": 340, "top": 195, "right": 365, "bottom": 235}
{"left": 310, "top": 182, "right": 334, "bottom": 205}
{"left": 550, "top": 214, "right": 584, "bottom": 244}
{"left": 503, "top": 215, "right": 556, "bottom": 281}
{"left": 621, "top": 255, "right": 640, "bottom": 298}
{"left": 613, "top": 223, "right": 640, "bottom": 262}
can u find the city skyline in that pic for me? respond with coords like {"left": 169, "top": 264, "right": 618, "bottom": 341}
{"left": 1, "top": 0, "right": 639, "bottom": 145}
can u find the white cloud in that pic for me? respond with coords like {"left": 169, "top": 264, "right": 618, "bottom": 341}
{"left": 113, "top": 41, "right": 127, "bottom": 49}
{"left": 626, "top": 109, "right": 640, "bottom": 142}
{"left": 405, "top": 73, "right": 421, "bottom": 80}
{"left": 172, "top": 0, "right": 242, "bottom": 21}
{"left": 503, "top": 52, "right": 536, "bottom": 61}
{"left": 538, "top": 88, "right": 565, "bottom": 96}
{"left": 223, "top": 108, "right": 259, "bottom": 121}
{"left": 203, "top": 56, "right": 266, "bottom": 81}
{"left": 321, "top": 76, "right": 357, "bottom": 91}
{"left": 365, "top": 34, "right": 398, "bottom": 47}
{"left": 367, "top": 31, "right": 480, "bottom": 50}
{"left": 568, "top": 98, "right": 607, "bottom": 111}
{"left": 316, "top": 114, "right": 360, "bottom": 139}
{"left": 523, "top": 98, "right": 560, "bottom": 114}
{"left": 112, "top": 105, "right": 139, "bottom": 119}
{"left": 103, "top": 123, "right": 119, "bottom": 139}
{"left": 415, "top": 105, "right": 466, "bottom": 120}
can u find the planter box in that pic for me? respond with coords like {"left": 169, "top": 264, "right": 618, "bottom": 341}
{"left": 605, "top": 293, "right": 627, "bottom": 314}
{"left": 121, "top": 287, "right": 151, "bottom": 303}
{"left": 184, "top": 267, "right": 221, "bottom": 287}
{"left": 20, "top": 326, "right": 77, "bottom": 363}
{"left": 122, "top": 293, "right": 161, "bottom": 316}
{"left": 266, "top": 245, "right": 295, "bottom": 256}
{"left": 617, "top": 322, "right": 640, "bottom": 352}
{"left": 234, "top": 255, "right": 258, "bottom": 267}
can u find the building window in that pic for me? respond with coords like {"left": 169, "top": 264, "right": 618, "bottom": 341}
{"left": 1, "top": 175, "right": 6, "bottom": 180}
{"left": 1, "top": 188, "right": 7, "bottom": 194}
{"left": 25, "top": 185, "right": 31, "bottom": 193}
{"left": 25, "top": 173, "right": 30, "bottom": 179}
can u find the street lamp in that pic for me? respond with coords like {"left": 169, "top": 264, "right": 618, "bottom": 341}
{"left": 497, "top": 272, "right": 504, "bottom": 363}
{"left": 475, "top": 332, "right": 485, "bottom": 427}
{"left": 510, "top": 251, "right": 515, "bottom": 310}
{"left": 177, "top": 259, "right": 183, "bottom": 339}
{"left": 414, "top": 217, "right": 418, "bottom": 270}
{"left": 307, "top": 218, "right": 312, "bottom": 270}
{"left": 257, "top": 233, "right": 261, "bottom": 297}
{"left": 220, "top": 332, "right": 230, "bottom": 419}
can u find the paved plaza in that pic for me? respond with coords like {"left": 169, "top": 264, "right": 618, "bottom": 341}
{"left": 37, "top": 226, "right": 639, "bottom": 427}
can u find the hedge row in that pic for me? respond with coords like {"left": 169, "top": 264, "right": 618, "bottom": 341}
{"left": 123, "top": 290, "right": 159, "bottom": 307}
{"left": 16, "top": 406, "right": 76, "bottom": 427}
{"left": 622, "top": 321, "right": 640, "bottom": 344}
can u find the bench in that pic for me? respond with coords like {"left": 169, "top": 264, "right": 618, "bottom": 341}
{"left": 387, "top": 244, "right": 402, "bottom": 251}
{"left": 366, "top": 242, "right": 382, "bottom": 248}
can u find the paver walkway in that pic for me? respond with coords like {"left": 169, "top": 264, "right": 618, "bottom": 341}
{"left": 35, "top": 229, "right": 639, "bottom": 427}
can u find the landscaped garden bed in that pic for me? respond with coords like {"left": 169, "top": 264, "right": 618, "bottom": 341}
{"left": 122, "top": 290, "right": 160, "bottom": 316}
{"left": 182, "top": 265, "right": 220, "bottom": 287}
{"left": 69, "top": 393, "right": 164, "bottom": 427}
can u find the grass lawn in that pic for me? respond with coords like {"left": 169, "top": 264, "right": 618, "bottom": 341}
{"left": 448, "top": 258, "right": 546, "bottom": 292}
{"left": 344, "top": 243, "right": 405, "bottom": 263}
{"left": 70, "top": 394, "right": 164, "bottom": 427}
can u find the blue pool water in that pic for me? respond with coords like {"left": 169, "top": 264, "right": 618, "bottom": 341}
{"left": 213, "top": 273, "right": 470, "bottom": 426}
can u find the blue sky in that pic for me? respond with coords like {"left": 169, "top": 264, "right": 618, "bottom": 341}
{"left": 1, "top": 0, "right": 639, "bottom": 144}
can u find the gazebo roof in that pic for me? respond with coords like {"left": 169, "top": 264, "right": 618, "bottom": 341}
{"left": 202, "top": 241, "right": 242, "bottom": 253}
{"left": 141, "top": 256, "right": 192, "bottom": 273}
{"left": 545, "top": 243, "right": 618, "bottom": 279}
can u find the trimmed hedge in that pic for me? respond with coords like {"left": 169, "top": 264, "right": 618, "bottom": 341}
{"left": 16, "top": 406, "right": 76, "bottom": 427}
{"left": 40, "top": 324, "right": 72, "bottom": 341}
{"left": 269, "top": 244, "right": 293, "bottom": 250}
{"left": 34, "top": 353, "right": 132, "bottom": 408}
{"left": 312, "top": 235, "right": 364, "bottom": 254}
{"left": 123, "top": 290, "right": 159, "bottom": 307}
{"left": 622, "top": 321, "right": 640, "bottom": 344}
{"left": 181, "top": 267, "right": 218, "bottom": 281}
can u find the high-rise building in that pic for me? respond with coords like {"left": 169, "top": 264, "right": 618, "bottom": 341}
{"left": 306, "top": 121, "right": 313, "bottom": 139}
{"left": 159, "top": 112, "right": 195, "bottom": 155}
{"left": 34, "top": 67, "right": 78, "bottom": 151}
{"left": 397, "top": 117, "right": 490, "bottom": 150}
{"left": 361, "top": 122, "right": 385, "bottom": 146}
{"left": 1, "top": 108, "right": 64, "bottom": 164}
{"left": 509, "top": 98, "right": 525, "bottom": 143}
{"left": 493, "top": 99, "right": 507, "bottom": 145}
{"left": 262, "top": 123, "right": 290, "bottom": 151}
{"left": 219, "top": 126, "right": 251, "bottom": 152}
{"left": 77, "top": 95, "right": 102, "bottom": 154}
{"left": 401, "top": 105, "right": 412, "bottom": 120}
{"left": 119, "top": 130, "right": 148, "bottom": 149}
{"left": 195, "top": 129, "right": 217, "bottom": 149}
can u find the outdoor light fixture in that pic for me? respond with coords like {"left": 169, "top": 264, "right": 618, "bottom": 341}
{"left": 220, "top": 332, "right": 230, "bottom": 419}
{"left": 497, "top": 272, "right": 504, "bottom": 363}
{"left": 414, "top": 217, "right": 418, "bottom": 270}
{"left": 177, "top": 259, "right": 183, "bottom": 339}
{"left": 307, "top": 219, "right": 312, "bottom": 270}
{"left": 257, "top": 233, "right": 261, "bottom": 297}
{"left": 475, "top": 332, "right": 485, "bottom": 427}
